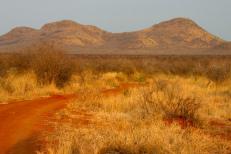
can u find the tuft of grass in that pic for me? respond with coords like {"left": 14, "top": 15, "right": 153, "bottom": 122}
{"left": 0, "top": 72, "right": 61, "bottom": 102}
{"left": 139, "top": 80, "right": 201, "bottom": 124}
{"left": 205, "top": 65, "right": 230, "bottom": 84}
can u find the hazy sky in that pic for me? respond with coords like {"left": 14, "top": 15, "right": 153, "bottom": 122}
{"left": 1, "top": 0, "right": 231, "bottom": 40}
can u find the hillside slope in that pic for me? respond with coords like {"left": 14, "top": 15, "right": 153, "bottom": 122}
{"left": 104, "top": 18, "right": 224, "bottom": 49}
{"left": 0, "top": 18, "right": 226, "bottom": 53}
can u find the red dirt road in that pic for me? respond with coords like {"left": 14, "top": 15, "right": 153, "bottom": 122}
{"left": 0, "top": 94, "right": 76, "bottom": 154}
{"left": 1, "top": 83, "right": 229, "bottom": 153}
{"left": 0, "top": 83, "right": 141, "bottom": 154}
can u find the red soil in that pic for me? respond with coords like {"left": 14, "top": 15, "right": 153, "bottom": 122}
{"left": 0, "top": 94, "right": 78, "bottom": 154}
{"left": 164, "top": 116, "right": 194, "bottom": 129}
{"left": 0, "top": 83, "right": 141, "bottom": 154}
{"left": 101, "top": 82, "right": 144, "bottom": 96}
{"left": 164, "top": 117, "right": 231, "bottom": 141}
{"left": 209, "top": 119, "right": 231, "bottom": 141}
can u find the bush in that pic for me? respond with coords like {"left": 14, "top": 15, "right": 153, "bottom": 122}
{"left": 32, "top": 44, "right": 75, "bottom": 88}
{"left": 0, "top": 43, "right": 75, "bottom": 88}
{"left": 141, "top": 80, "right": 201, "bottom": 123}
{"left": 0, "top": 60, "right": 7, "bottom": 77}
{"left": 205, "top": 65, "right": 230, "bottom": 84}
{"left": 98, "top": 145, "right": 132, "bottom": 154}
{"left": 98, "top": 145, "right": 159, "bottom": 154}
{"left": 8, "top": 53, "right": 32, "bottom": 73}
{"left": 0, "top": 54, "right": 11, "bottom": 77}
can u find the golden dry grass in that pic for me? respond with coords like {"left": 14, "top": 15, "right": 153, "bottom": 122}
{"left": 1, "top": 54, "right": 231, "bottom": 153}
{"left": 39, "top": 74, "right": 231, "bottom": 154}
{"left": 0, "top": 72, "right": 59, "bottom": 102}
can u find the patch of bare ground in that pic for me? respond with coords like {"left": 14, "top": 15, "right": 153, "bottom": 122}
{"left": 0, "top": 94, "right": 77, "bottom": 154}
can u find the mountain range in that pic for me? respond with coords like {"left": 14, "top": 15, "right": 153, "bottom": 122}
{"left": 0, "top": 18, "right": 230, "bottom": 54}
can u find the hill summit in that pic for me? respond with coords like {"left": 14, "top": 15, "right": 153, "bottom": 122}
{"left": 0, "top": 18, "right": 227, "bottom": 53}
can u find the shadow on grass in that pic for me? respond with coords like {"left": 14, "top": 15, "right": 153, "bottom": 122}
{"left": 6, "top": 135, "right": 41, "bottom": 154}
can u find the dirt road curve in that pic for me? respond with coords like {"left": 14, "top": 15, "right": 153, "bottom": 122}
{"left": 1, "top": 83, "right": 228, "bottom": 154}
{"left": 0, "top": 83, "right": 141, "bottom": 154}
{"left": 0, "top": 94, "right": 76, "bottom": 154}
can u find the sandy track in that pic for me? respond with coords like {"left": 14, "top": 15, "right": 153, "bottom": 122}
{"left": 0, "top": 94, "right": 76, "bottom": 154}
{"left": 0, "top": 83, "right": 141, "bottom": 154}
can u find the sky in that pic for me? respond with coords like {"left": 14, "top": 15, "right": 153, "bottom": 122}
{"left": 1, "top": 0, "right": 231, "bottom": 40}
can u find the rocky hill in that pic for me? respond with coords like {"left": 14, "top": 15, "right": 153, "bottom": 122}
{"left": 0, "top": 18, "right": 227, "bottom": 54}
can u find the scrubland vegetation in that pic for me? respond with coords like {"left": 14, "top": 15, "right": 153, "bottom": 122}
{"left": 38, "top": 75, "right": 231, "bottom": 154}
{"left": 0, "top": 45, "right": 231, "bottom": 153}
